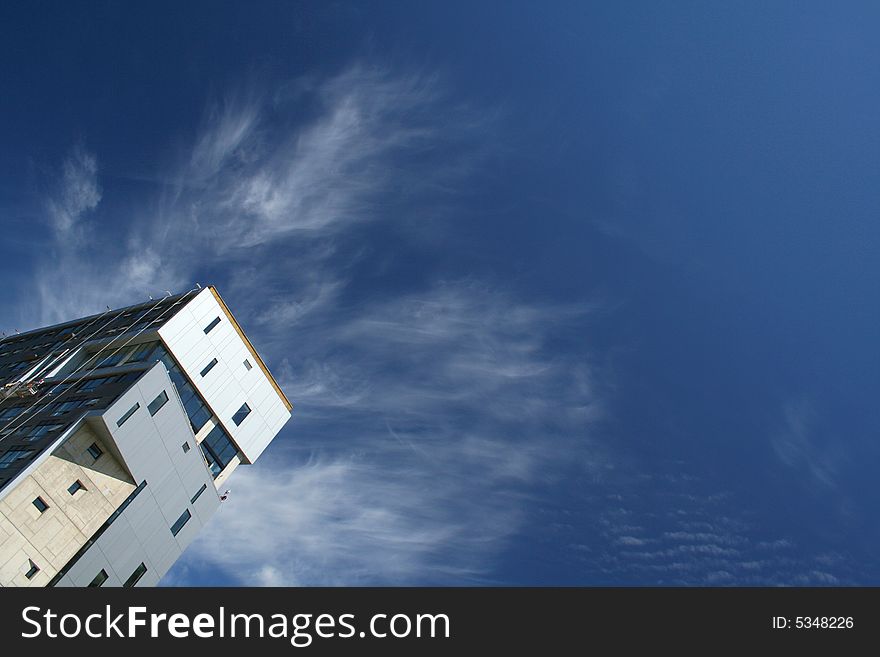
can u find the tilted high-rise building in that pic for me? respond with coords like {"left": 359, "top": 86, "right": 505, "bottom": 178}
{"left": 0, "top": 286, "right": 291, "bottom": 586}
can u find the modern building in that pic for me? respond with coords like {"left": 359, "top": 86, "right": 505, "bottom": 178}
{"left": 0, "top": 286, "right": 291, "bottom": 587}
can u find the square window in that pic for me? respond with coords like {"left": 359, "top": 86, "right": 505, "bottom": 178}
{"left": 67, "top": 480, "right": 86, "bottom": 495}
{"left": 123, "top": 562, "right": 147, "bottom": 588}
{"left": 32, "top": 497, "right": 49, "bottom": 513}
{"left": 86, "top": 442, "right": 103, "bottom": 460}
{"left": 25, "top": 559, "right": 40, "bottom": 580}
{"left": 231, "top": 403, "right": 251, "bottom": 426}
{"left": 148, "top": 390, "right": 169, "bottom": 416}
{"left": 182, "top": 441, "right": 191, "bottom": 454}
{"left": 88, "top": 569, "right": 108, "bottom": 587}
{"left": 243, "top": 359, "right": 252, "bottom": 371}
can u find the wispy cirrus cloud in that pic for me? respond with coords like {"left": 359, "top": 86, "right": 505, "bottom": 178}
{"left": 179, "top": 280, "right": 602, "bottom": 585}
{"left": 772, "top": 399, "right": 840, "bottom": 490}
{"left": 46, "top": 145, "right": 101, "bottom": 238}
{"left": 20, "top": 62, "right": 604, "bottom": 586}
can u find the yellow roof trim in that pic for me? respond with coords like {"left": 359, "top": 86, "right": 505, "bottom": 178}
{"left": 208, "top": 286, "right": 293, "bottom": 412}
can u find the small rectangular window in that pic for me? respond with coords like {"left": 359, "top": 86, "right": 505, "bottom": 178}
{"left": 25, "top": 559, "right": 40, "bottom": 580}
{"left": 123, "top": 562, "right": 147, "bottom": 588}
{"left": 243, "top": 359, "right": 252, "bottom": 371}
{"left": 232, "top": 402, "right": 251, "bottom": 426}
{"left": 203, "top": 317, "right": 221, "bottom": 334}
{"left": 67, "top": 480, "right": 85, "bottom": 495}
{"left": 200, "top": 358, "right": 218, "bottom": 377}
{"left": 148, "top": 390, "right": 169, "bottom": 416}
{"left": 32, "top": 497, "right": 49, "bottom": 513}
{"left": 182, "top": 441, "right": 191, "bottom": 454}
{"left": 116, "top": 402, "right": 140, "bottom": 427}
{"left": 170, "top": 509, "right": 192, "bottom": 536}
{"left": 191, "top": 483, "right": 208, "bottom": 504}
{"left": 86, "top": 442, "right": 103, "bottom": 460}
{"left": 88, "top": 569, "right": 108, "bottom": 587}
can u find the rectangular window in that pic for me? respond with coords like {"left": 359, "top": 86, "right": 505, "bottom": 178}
{"left": 0, "top": 405, "right": 24, "bottom": 420}
{"left": 50, "top": 399, "right": 84, "bottom": 416}
{"left": 86, "top": 442, "right": 103, "bottom": 460}
{"left": 128, "top": 341, "right": 157, "bottom": 363}
{"left": 191, "top": 483, "right": 207, "bottom": 504}
{"left": 170, "top": 509, "right": 192, "bottom": 536}
{"left": 19, "top": 423, "right": 64, "bottom": 441}
{"left": 147, "top": 390, "right": 169, "bottom": 416}
{"left": 123, "top": 562, "right": 147, "bottom": 588}
{"left": 25, "top": 559, "right": 40, "bottom": 580}
{"left": 0, "top": 449, "right": 33, "bottom": 468}
{"left": 116, "top": 402, "right": 140, "bottom": 427}
{"left": 200, "top": 358, "right": 218, "bottom": 377}
{"left": 203, "top": 317, "right": 221, "bottom": 334}
{"left": 67, "top": 480, "right": 85, "bottom": 495}
{"left": 78, "top": 375, "right": 115, "bottom": 392}
{"left": 232, "top": 402, "right": 251, "bottom": 426}
{"left": 182, "top": 441, "right": 191, "bottom": 454}
{"left": 32, "top": 497, "right": 49, "bottom": 513}
{"left": 243, "top": 358, "right": 252, "bottom": 371}
{"left": 88, "top": 569, "right": 108, "bottom": 587}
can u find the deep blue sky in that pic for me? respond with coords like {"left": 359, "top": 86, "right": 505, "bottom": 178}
{"left": 2, "top": 1, "right": 878, "bottom": 585}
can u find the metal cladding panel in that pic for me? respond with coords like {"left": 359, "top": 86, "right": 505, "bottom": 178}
{"left": 158, "top": 288, "right": 290, "bottom": 463}
{"left": 52, "top": 363, "right": 220, "bottom": 587}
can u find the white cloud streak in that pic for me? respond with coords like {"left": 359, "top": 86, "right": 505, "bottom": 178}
{"left": 24, "top": 63, "right": 603, "bottom": 585}
{"left": 47, "top": 145, "right": 101, "bottom": 238}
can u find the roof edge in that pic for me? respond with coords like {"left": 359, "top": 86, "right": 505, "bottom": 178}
{"left": 207, "top": 286, "right": 293, "bottom": 412}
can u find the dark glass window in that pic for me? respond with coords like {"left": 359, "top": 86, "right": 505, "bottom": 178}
{"left": 32, "top": 496, "right": 49, "bottom": 513}
{"left": 25, "top": 560, "right": 40, "bottom": 579}
{"left": 191, "top": 483, "right": 207, "bottom": 504}
{"left": 88, "top": 569, "right": 108, "bottom": 587}
{"left": 182, "top": 441, "right": 191, "bottom": 454}
{"left": 170, "top": 509, "right": 192, "bottom": 536}
{"left": 243, "top": 359, "right": 252, "bottom": 371}
{"left": 93, "top": 347, "right": 131, "bottom": 369}
{"left": 199, "top": 423, "right": 238, "bottom": 478}
{"left": 232, "top": 403, "right": 251, "bottom": 426}
{"left": 86, "top": 442, "right": 103, "bottom": 460}
{"left": 123, "top": 562, "right": 147, "bottom": 587}
{"left": 128, "top": 341, "right": 157, "bottom": 363}
{"left": 67, "top": 480, "right": 85, "bottom": 495}
{"left": 18, "top": 423, "right": 63, "bottom": 441}
{"left": 0, "top": 449, "right": 33, "bottom": 468}
{"left": 147, "top": 390, "right": 169, "bottom": 416}
{"left": 78, "top": 376, "right": 115, "bottom": 391}
{"left": 189, "top": 405, "right": 212, "bottom": 433}
{"left": 203, "top": 317, "right": 221, "bottom": 334}
{"left": 200, "top": 358, "right": 218, "bottom": 377}
{"left": 0, "top": 405, "right": 24, "bottom": 420}
{"left": 116, "top": 402, "right": 140, "bottom": 427}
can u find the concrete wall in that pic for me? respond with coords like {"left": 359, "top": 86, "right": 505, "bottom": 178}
{"left": 52, "top": 362, "right": 221, "bottom": 587}
{"left": 0, "top": 424, "right": 135, "bottom": 587}
{"left": 159, "top": 288, "right": 290, "bottom": 463}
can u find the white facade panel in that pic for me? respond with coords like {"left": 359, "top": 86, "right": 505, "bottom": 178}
{"left": 158, "top": 287, "right": 290, "bottom": 462}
